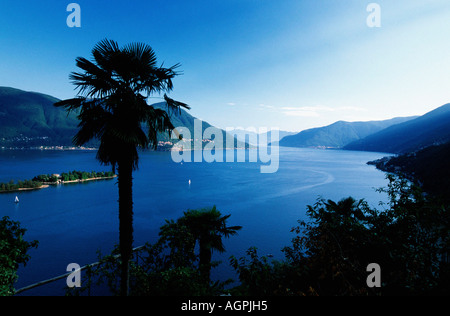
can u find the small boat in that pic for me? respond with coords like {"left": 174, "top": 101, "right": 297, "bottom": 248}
{"left": 14, "top": 196, "right": 19, "bottom": 203}
{"left": 188, "top": 179, "right": 191, "bottom": 186}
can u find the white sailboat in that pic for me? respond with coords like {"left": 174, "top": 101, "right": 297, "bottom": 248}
{"left": 14, "top": 196, "right": 19, "bottom": 203}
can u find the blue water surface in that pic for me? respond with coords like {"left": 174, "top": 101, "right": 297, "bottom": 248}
{"left": 0, "top": 147, "right": 390, "bottom": 295}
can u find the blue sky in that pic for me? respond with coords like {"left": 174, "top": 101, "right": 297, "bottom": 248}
{"left": 1, "top": 0, "right": 450, "bottom": 132}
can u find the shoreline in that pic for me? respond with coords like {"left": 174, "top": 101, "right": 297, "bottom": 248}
{"left": 0, "top": 146, "right": 98, "bottom": 151}
{"left": 50, "top": 175, "right": 117, "bottom": 185}
{"left": 0, "top": 184, "right": 50, "bottom": 194}
{"left": 0, "top": 145, "right": 251, "bottom": 152}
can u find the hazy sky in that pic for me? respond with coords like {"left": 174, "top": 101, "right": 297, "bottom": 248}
{"left": 1, "top": 0, "right": 450, "bottom": 132}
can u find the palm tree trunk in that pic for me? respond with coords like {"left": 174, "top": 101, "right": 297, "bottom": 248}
{"left": 118, "top": 159, "right": 134, "bottom": 296}
{"left": 199, "top": 240, "right": 212, "bottom": 284}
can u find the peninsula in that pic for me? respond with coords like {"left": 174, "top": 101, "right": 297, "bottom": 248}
{"left": 0, "top": 170, "right": 116, "bottom": 193}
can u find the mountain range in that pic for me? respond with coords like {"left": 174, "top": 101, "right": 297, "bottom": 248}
{"left": 344, "top": 103, "right": 450, "bottom": 154}
{"left": 228, "top": 129, "right": 296, "bottom": 146}
{"left": 0, "top": 86, "right": 80, "bottom": 147}
{"left": 0, "top": 87, "right": 245, "bottom": 150}
{"left": 277, "top": 102, "right": 450, "bottom": 200}
{"left": 278, "top": 117, "right": 417, "bottom": 149}
{"left": 152, "top": 102, "right": 247, "bottom": 150}
{"left": 2, "top": 86, "right": 450, "bottom": 157}
{"left": 277, "top": 103, "right": 450, "bottom": 155}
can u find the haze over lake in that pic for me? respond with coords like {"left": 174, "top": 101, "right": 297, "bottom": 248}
{"left": 0, "top": 147, "right": 390, "bottom": 295}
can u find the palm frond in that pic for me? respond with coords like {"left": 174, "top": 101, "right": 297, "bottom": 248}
{"left": 91, "top": 39, "right": 121, "bottom": 73}
{"left": 123, "top": 42, "right": 157, "bottom": 69}
{"left": 56, "top": 38, "right": 188, "bottom": 164}
{"left": 54, "top": 97, "right": 86, "bottom": 112}
{"left": 73, "top": 101, "right": 112, "bottom": 146}
{"left": 164, "top": 94, "right": 190, "bottom": 116}
{"left": 144, "top": 107, "right": 176, "bottom": 148}
{"left": 71, "top": 57, "right": 117, "bottom": 98}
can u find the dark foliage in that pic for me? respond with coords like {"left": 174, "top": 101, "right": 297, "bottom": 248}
{"left": 0, "top": 217, "right": 38, "bottom": 296}
{"left": 371, "top": 141, "right": 450, "bottom": 204}
{"left": 231, "top": 175, "right": 450, "bottom": 295}
{"left": 67, "top": 207, "right": 239, "bottom": 296}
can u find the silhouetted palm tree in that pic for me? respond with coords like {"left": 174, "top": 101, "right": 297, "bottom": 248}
{"left": 180, "top": 206, "right": 242, "bottom": 282}
{"left": 55, "top": 39, "right": 188, "bottom": 295}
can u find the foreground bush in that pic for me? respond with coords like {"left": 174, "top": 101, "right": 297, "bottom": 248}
{"left": 231, "top": 175, "right": 450, "bottom": 295}
{"left": 0, "top": 217, "right": 38, "bottom": 296}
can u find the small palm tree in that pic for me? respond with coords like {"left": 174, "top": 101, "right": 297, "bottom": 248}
{"left": 180, "top": 206, "right": 242, "bottom": 282}
{"left": 55, "top": 39, "right": 189, "bottom": 295}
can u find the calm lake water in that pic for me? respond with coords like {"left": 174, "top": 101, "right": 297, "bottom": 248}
{"left": 0, "top": 147, "right": 391, "bottom": 295}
